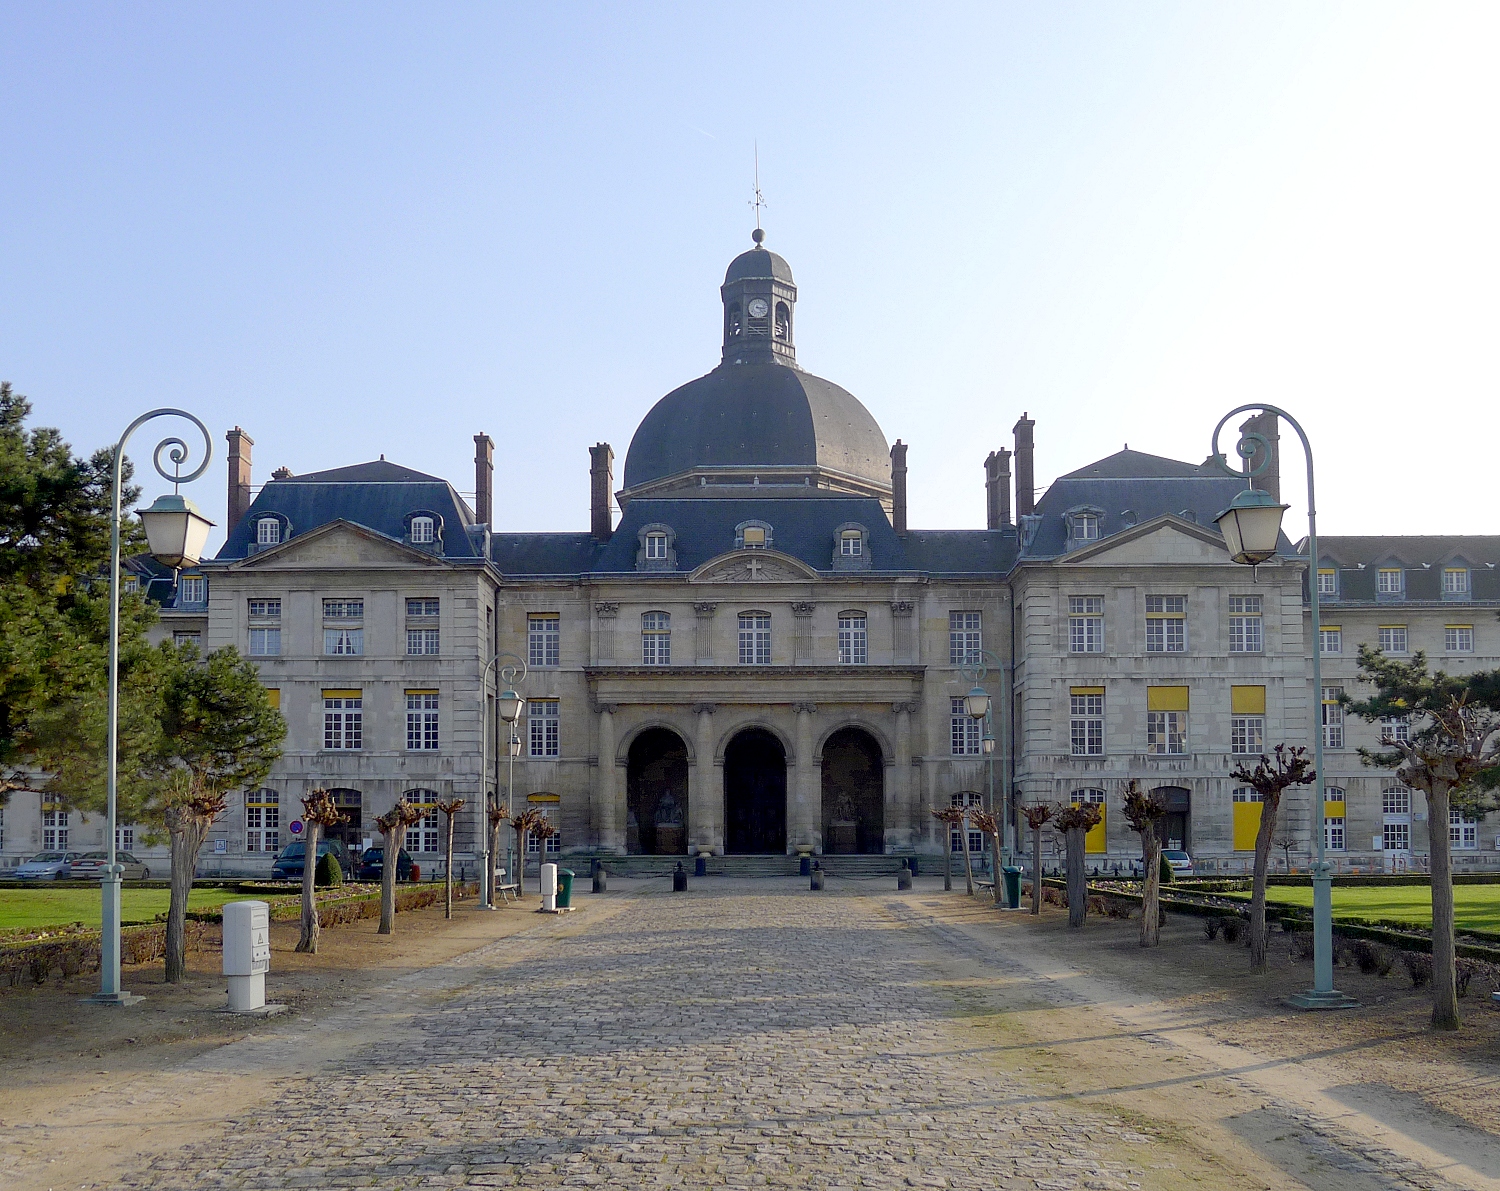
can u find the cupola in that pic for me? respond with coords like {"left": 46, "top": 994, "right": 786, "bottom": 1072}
{"left": 721, "top": 229, "right": 798, "bottom": 367}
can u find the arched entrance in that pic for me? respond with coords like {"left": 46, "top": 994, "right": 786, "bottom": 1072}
{"left": 1154, "top": 786, "right": 1191, "bottom": 852}
{"left": 322, "top": 789, "right": 363, "bottom": 849}
{"left": 724, "top": 728, "right": 787, "bottom": 854}
{"left": 821, "top": 727, "right": 884, "bottom": 854}
{"left": 626, "top": 728, "right": 689, "bottom": 855}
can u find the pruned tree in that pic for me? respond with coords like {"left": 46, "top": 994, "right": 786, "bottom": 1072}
{"left": 531, "top": 818, "right": 558, "bottom": 887}
{"left": 1122, "top": 781, "right": 1167, "bottom": 946}
{"left": 435, "top": 798, "right": 465, "bottom": 919}
{"left": 1054, "top": 801, "right": 1102, "bottom": 928}
{"left": 1274, "top": 832, "right": 1298, "bottom": 874}
{"left": 970, "top": 808, "right": 1002, "bottom": 905}
{"left": 488, "top": 803, "right": 510, "bottom": 896}
{"left": 1021, "top": 803, "right": 1054, "bottom": 915}
{"left": 509, "top": 807, "right": 548, "bottom": 896}
{"left": 375, "top": 801, "right": 425, "bottom": 935}
{"left": 1230, "top": 745, "right": 1316, "bottom": 972}
{"left": 1346, "top": 646, "right": 1500, "bottom": 1030}
{"left": 930, "top": 806, "right": 964, "bottom": 892}
{"left": 297, "top": 788, "right": 347, "bottom": 954}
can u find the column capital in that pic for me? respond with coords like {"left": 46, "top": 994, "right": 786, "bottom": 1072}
{"left": 692, "top": 702, "right": 718, "bottom": 716}
{"left": 792, "top": 702, "right": 818, "bottom": 715}
{"left": 892, "top": 700, "right": 919, "bottom": 715}
{"left": 590, "top": 699, "right": 618, "bottom": 715}
{"left": 889, "top": 600, "right": 916, "bottom": 617}
{"left": 594, "top": 601, "right": 620, "bottom": 618}
{"left": 790, "top": 601, "right": 817, "bottom": 618}
{"left": 693, "top": 601, "right": 719, "bottom": 618}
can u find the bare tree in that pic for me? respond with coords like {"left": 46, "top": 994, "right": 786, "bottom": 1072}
{"left": 1229, "top": 745, "right": 1317, "bottom": 972}
{"left": 930, "top": 806, "right": 963, "bottom": 892}
{"left": 160, "top": 772, "right": 229, "bottom": 981}
{"left": 509, "top": 807, "right": 548, "bottom": 896}
{"left": 1274, "top": 832, "right": 1297, "bottom": 874}
{"left": 435, "top": 798, "right": 466, "bottom": 920}
{"left": 296, "top": 788, "right": 347, "bottom": 954}
{"left": 531, "top": 818, "right": 558, "bottom": 893}
{"left": 375, "top": 802, "right": 424, "bottom": 935}
{"left": 1121, "top": 781, "right": 1167, "bottom": 947}
{"left": 1021, "top": 803, "right": 1054, "bottom": 915}
{"left": 970, "top": 808, "right": 1002, "bottom": 905}
{"left": 1054, "top": 801, "right": 1102, "bottom": 928}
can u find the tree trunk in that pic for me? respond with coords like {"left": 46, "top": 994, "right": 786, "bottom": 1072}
{"left": 379, "top": 824, "right": 404, "bottom": 935}
{"left": 960, "top": 812, "right": 975, "bottom": 896}
{"left": 943, "top": 840, "right": 952, "bottom": 892}
{"left": 990, "top": 832, "right": 1003, "bottom": 906}
{"left": 1066, "top": 826, "right": 1086, "bottom": 928}
{"left": 1139, "top": 827, "right": 1162, "bottom": 947}
{"left": 1031, "top": 825, "right": 1043, "bottom": 915}
{"left": 514, "top": 829, "right": 527, "bottom": 896}
{"left": 1249, "top": 792, "right": 1282, "bottom": 972}
{"left": 1427, "top": 781, "right": 1460, "bottom": 1030}
{"left": 444, "top": 816, "right": 455, "bottom": 920}
{"left": 164, "top": 812, "right": 208, "bottom": 983}
{"left": 295, "top": 821, "right": 321, "bottom": 953}
{"left": 490, "top": 820, "right": 506, "bottom": 895}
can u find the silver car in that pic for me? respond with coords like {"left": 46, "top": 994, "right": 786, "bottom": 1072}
{"left": 13, "top": 852, "right": 81, "bottom": 880}
{"left": 70, "top": 851, "right": 152, "bottom": 880}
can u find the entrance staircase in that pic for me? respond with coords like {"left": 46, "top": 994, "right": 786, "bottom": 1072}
{"left": 566, "top": 853, "right": 925, "bottom": 880}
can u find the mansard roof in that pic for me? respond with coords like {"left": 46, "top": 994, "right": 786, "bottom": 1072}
{"left": 1059, "top": 448, "right": 1209, "bottom": 480}
{"left": 1308, "top": 536, "right": 1500, "bottom": 568}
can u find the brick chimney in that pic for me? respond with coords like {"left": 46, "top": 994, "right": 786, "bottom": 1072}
{"left": 1238, "top": 411, "right": 1281, "bottom": 504}
{"left": 589, "top": 443, "right": 614, "bottom": 541}
{"left": 1013, "top": 413, "right": 1036, "bottom": 519}
{"left": 226, "top": 427, "right": 253, "bottom": 535}
{"left": 985, "top": 448, "right": 1012, "bottom": 529}
{"left": 473, "top": 433, "right": 494, "bottom": 525}
{"left": 890, "top": 440, "right": 908, "bottom": 535}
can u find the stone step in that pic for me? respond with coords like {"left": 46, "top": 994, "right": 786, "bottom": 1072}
{"left": 556, "top": 853, "right": 954, "bottom": 880}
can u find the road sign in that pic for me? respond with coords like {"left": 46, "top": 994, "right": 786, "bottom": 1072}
{"left": 289, "top": 819, "right": 304, "bottom": 834}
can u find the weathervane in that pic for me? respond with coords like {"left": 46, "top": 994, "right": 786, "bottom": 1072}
{"left": 750, "top": 142, "right": 767, "bottom": 242}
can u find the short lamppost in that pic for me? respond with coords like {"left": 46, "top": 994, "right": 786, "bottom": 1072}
{"left": 493, "top": 655, "right": 528, "bottom": 890}
{"left": 959, "top": 649, "right": 1008, "bottom": 867}
{"left": 95, "top": 410, "right": 215, "bottom": 1006}
{"left": 1210, "top": 404, "right": 1355, "bottom": 1010}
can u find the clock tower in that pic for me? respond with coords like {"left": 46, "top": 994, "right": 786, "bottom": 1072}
{"left": 721, "top": 229, "right": 798, "bottom": 368}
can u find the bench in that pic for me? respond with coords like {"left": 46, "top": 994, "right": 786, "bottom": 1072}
{"left": 494, "top": 869, "right": 521, "bottom": 903}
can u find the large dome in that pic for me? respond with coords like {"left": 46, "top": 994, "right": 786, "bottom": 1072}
{"left": 621, "top": 363, "right": 892, "bottom": 492}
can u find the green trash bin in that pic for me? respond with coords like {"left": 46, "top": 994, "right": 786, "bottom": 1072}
{"left": 556, "top": 868, "right": 576, "bottom": 909}
{"left": 1002, "top": 866, "right": 1023, "bottom": 910}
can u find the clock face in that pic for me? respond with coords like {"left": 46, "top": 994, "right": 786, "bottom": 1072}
{"left": 747, "top": 298, "right": 769, "bottom": 318}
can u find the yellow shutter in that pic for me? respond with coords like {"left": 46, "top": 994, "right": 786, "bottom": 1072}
{"left": 1323, "top": 796, "right": 1346, "bottom": 817}
{"left": 1147, "top": 686, "right": 1189, "bottom": 712}
{"left": 527, "top": 792, "right": 561, "bottom": 803}
{"left": 1232, "top": 800, "right": 1263, "bottom": 851}
{"left": 404, "top": 689, "right": 439, "bottom": 696}
{"left": 1070, "top": 686, "right": 1105, "bottom": 696}
{"left": 322, "top": 688, "right": 362, "bottom": 699}
{"left": 1231, "top": 685, "right": 1266, "bottom": 715}
{"left": 1320, "top": 624, "right": 1341, "bottom": 632}
{"left": 264, "top": 688, "right": 281, "bottom": 710}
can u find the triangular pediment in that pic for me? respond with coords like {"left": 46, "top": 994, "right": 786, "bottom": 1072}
{"left": 689, "top": 549, "right": 820, "bottom": 583}
{"left": 226, "top": 520, "right": 452, "bottom": 570}
{"left": 1057, "top": 515, "right": 1249, "bottom": 567}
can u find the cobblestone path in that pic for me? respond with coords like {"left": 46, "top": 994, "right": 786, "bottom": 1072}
{"left": 127, "top": 887, "right": 1150, "bottom": 1189}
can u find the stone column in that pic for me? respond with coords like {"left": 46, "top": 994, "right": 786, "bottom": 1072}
{"left": 794, "top": 703, "right": 818, "bottom": 853}
{"left": 692, "top": 704, "right": 718, "bottom": 854}
{"left": 693, "top": 602, "right": 718, "bottom": 664}
{"left": 594, "top": 601, "right": 619, "bottom": 664}
{"left": 595, "top": 702, "right": 622, "bottom": 854}
{"left": 890, "top": 600, "right": 915, "bottom": 665}
{"left": 891, "top": 702, "right": 915, "bottom": 851}
{"left": 791, "top": 602, "right": 816, "bottom": 665}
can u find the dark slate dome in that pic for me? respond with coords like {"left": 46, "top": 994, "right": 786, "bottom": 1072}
{"left": 622, "top": 363, "right": 891, "bottom": 490}
{"left": 724, "top": 247, "right": 794, "bottom": 284}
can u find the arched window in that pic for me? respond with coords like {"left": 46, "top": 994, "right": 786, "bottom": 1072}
{"left": 404, "top": 789, "right": 440, "bottom": 853}
{"left": 642, "top": 611, "right": 670, "bottom": 665}
{"left": 726, "top": 302, "right": 742, "bottom": 337}
{"left": 525, "top": 802, "right": 562, "bottom": 855}
{"left": 410, "top": 516, "right": 435, "bottom": 544}
{"left": 1324, "top": 786, "right": 1346, "bottom": 852}
{"left": 256, "top": 517, "right": 281, "bottom": 546}
{"left": 774, "top": 301, "right": 791, "bottom": 341}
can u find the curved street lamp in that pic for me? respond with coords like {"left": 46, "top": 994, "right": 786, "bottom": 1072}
{"left": 957, "top": 648, "right": 1009, "bottom": 866}
{"left": 482, "top": 652, "right": 527, "bottom": 899}
{"left": 1209, "top": 404, "right": 1356, "bottom": 1011}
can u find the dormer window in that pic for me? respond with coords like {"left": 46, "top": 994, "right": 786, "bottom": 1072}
{"left": 178, "top": 575, "right": 206, "bottom": 605}
{"left": 645, "top": 532, "right": 668, "bottom": 561}
{"left": 1443, "top": 567, "right": 1470, "bottom": 598}
{"left": 1073, "top": 513, "right": 1100, "bottom": 541}
{"left": 840, "top": 531, "right": 863, "bottom": 557}
{"left": 410, "top": 516, "right": 435, "bottom": 544}
{"left": 1377, "top": 568, "right": 1404, "bottom": 597}
{"left": 742, "top": 526, "right": 766, "bottom": 548}
{"left": 774, "top": 301, "right": 791, "bottom": 341}
{"left": 256, "top": 517, "right": 281, "bottom": 546}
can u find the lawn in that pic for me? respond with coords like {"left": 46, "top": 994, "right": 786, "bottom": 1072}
{"left": 1222, "top": 884, "right": 1500, "bottom": 934}
{"left": 0, "top": 886, "right": 251, "bottom": 933}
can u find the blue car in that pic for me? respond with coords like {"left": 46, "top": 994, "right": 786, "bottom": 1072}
{"left": 14, "top": 852, "right": 80, "bottom": 880}
{"left": 270, "top": 839, "right": 351, "bottom": 881}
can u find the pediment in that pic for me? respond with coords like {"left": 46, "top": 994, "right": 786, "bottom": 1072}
{"left": 689, "top": 549, "right": 820, "bottom": 583}
{"left": 1058, "top": 516, "right": 1240, "bottom": 567}
{"left": 228, "top": 520, "right": 450, "bottom": 569}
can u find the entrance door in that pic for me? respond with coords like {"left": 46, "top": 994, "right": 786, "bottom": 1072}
{"left": 821, "top": 727, "right": 885, "bottom": 854}
{"left": 322, "top": 789, "right": 363, "bottom": 849}
{"left": 724, "top": 728, "right": 787, "bottom": 853}
{"left": 626, "top": 728, "right": 690, "bottom": 855}
{"left": 1154, "top": 785, "right": 1191, "bottom": 852}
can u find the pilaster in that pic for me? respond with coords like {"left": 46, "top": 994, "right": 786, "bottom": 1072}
{"left": 793, "top": 702, "right": 819, "bottom": 852}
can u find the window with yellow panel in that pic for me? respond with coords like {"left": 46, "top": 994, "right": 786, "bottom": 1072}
{"left": 1231, "top": 786, "right": 1263, "bottom": 851}
{"left": 1070, "top": 788, "right": 1107, "bottom": 854}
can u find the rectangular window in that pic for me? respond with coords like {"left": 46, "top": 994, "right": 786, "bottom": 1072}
{"left": 1145, "top": 596, "right": 1186, "bottom": 653}
{"left": 1232, "top": 787, "right": 1264, "bottom": 851}
{"left": 1326, "top": 817, "right": 1345, "bottom": 852}
{"left": 838, "top": 614, "right": 867, "bottom": 665}
{"left": 173, "top": 631, "right": 201, "bottom": 648}
{"left": 1377, "top": 568, "right": 1404, "bottom": 595}
{"left": 1378, "top": 625, "right": 1408, "bottom": 654}
{"left": 324, "top": 628, "right": 364, "bottom": 655}
{"left": 1451, "top": 810, "right": 1478, "bottom": 849}
{"left": 741, "top": 525, "right": 766, "bottom": 547}
{"left": 840, "top": 531, "right": 863, "bottom": 556}
{"left": 949, "top": 611, "right": 982, "bottom": 665}
{"left": 1072, "top": 513, "right": 1100, "bottom": 541}
{"left": 524, "top": 807, "right": 562, "bottom": 854}
{"left": 245, "top": 790, "right": 280, "bottom": 853}
{"left": 1383, "top": 821, "right": 1411, "bottom": 851}
{"left": 529, "top": 698, "right": 560, "bottom": 757}
{"left": 949, "top": 793, "right": 984, "bottom": 854}
{"left": 1382, "top": 786, "right": 1411, "bottom": 816}
{"left": 248, "top": 627, "right": 281, "bottom": 657}
{"left": 738, "top": 612, "right": 772, "bottom": 665}
{"left": 1231, "top": 716, "right": 1265, "bottom": 755}
{"left": 1322, "top": 686, "right": 1344, "bottom": 749}
{"left": 645, "top": 532, "right": 668, "bottom": 560}
{"left": 1380, "top": 715, "right": 1409, "bottom": 743}
{"left": 1443, "top": 568, "right": 1470, "bottom": 596}
{"left": 248, "top": 598, "right": 281, "bottom": 619}
{"left": 1145, "top": 685, "right": 1188, "bottom": 755}
{"left": 1068, "top": 596, "right": 1104, "bottom": 654}
{"left": 642, "top": 611, "right": 671, "bottom": 665}
{"left": 178, "top": 575, "right": 205, "bottom": 604}
{"left": 42, "top": 809, "right": 69, "bottom": 850}
{"left": 1445, "top": 625, "right": 1474, "bottom": 653}
{"left": 116, "top": 825, "right": 134, "bottom": 852}
{"left": 1069, "top": 689, "right": 1104, "bottom": 756}
{"left": 950, "top": 697, "right": 981, "bottom": 756}
{"left": 405, "top": 598, "right": 440, "bottom": 617}
{"left": 406, "top": 628, "right": 441, "bottom": 655}
{"left": 528, "top": 614, "right": 561, "bottom": 667}
{"left": 406, "top": 798, "right": 440, "bottom": 854}
{"left": 1228, "top": 595, "right": 1263, "bottom": 653}
{"left": 406, "top": 692, "right": 439, "bottom": 751}
{"left": 323, "top": 598, "right": 364, "bottom": 618}
{"left": 1320, "top": 626, "right": 1342, "bottom": 654}
{"left": 256, "top": 518, "right": 280, "bottom": 546}
{"left": 1317, "top": 569, "right": 1337, "bottom": 597}
{"left": 323, "top": 692, "right": 362, "bottom": 750}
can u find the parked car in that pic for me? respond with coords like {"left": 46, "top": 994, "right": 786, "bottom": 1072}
{"left": 70, "top": 851, "right": 152, "bottom": 880}
{"left": 270, "top": 839, "right": 352, "bottom": 882}
{"left": 1161, "top": 849, "right": 1195, "bottom": 877}
{"left": 14, "top": 852, "right": 81, "bottom": 880}
{"left": 358, "top": 847, "right": 414, "bottom": 883}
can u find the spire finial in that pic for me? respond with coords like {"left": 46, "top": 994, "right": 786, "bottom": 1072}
{"left": 750, "top": 141, "right": 767, "bottom": 243}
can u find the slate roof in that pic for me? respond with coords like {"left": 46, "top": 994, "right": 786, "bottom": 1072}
{"left": 286, "top": 460, "right": 447, "bottom": 484}
{"left": 724, "top": 247, "right": 794, "bottom": 284}
{"left": 1059, "top": 449, "right": 1209, "bottom": 480}
{"left": 1307, "top": 536, "right": 1500, "bottom": 567}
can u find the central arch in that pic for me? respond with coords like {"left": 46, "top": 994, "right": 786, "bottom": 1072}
{"left": 821, "top": 727, "right": 885, "bottom": 854}
{"left": 724, "top": 728, "right": 787, "bottom": 854}
{"left": 626, "top": 728, "right": 689, "bottom": 855}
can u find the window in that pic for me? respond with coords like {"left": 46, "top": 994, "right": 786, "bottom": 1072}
{"left": 775, "top": 301, "right": 791, "bottom": 341}
{"left": 840, "top": 531, "right": 863, "bottom": 557}
{"left": 406, "top": 692, "right": 439, "bottom": 751}
{"left": 1382, "top": 785, "right": 1411, "bottom": 816}
{"left": 950, "top": 697, "right": 982, "bottom": 756}
{"left": 325, "top": 628, "right": 364, "bottom": 655}
{"left": 1445, "top": 625, "right": 1474, "bottom": 653}
{"left": 726, "top": 302, "right": 741, "bottom": 337}
{"left": 1317, "top": 569, "right": 1337, "bottom": 597}
{"left": 178, "top": 575, "right": 205, "bottom": 604}
{"left": 1072, "top": 513, "right": 1100, "bottom": 541}
{"left": 406, "top": 598, "right": 440, "bottom": 617}
{"left": 525, "top": 806, "right": 562, "bottom": 854}
{"left": 410, "top": 516, "right": 435, "bottom": 544}
{"left": 173, "top": 631, "right": 201, "bottom": 648}
{"left": 42, "top": 808, "right": 69, "bottom": 850}
{"left": 249, "top": 627, "right": 281, "bottom": 657}
{"left": 741, "top": 526, "right": 766, "bottom": 548}
{"left": 1451, "top": 809, "right": 1479, "bottom": 850}
{"left": 1228, "top": 595, "right": 1263, "bottom": 653}
{"left": 323, "top": 598, "right": 363, "bottom": 618}
{"left": 1383, "top": 821, "right": 1411, "bottom": 851}
{"left": 1326, "top": 816, "right": 1346, "bottom": 852}
{"left": 248, "top": 598, "right": 281, "bottom": 619}
{"left": 407, "top": 628, "right": 440, "bottom": 655}
{"left": 245, "top": 789, "right": 280, "bottom": 853}
{"left": 838, "top": 614, "right": 867, "bottom": 665}
{"left": 1068, "top": 597, "right": 1104, "bottom": 654}
{"left": 1232, "top": 787, "right": 1264, "bottom": 852}
{"left": 1322, "top": 686, "right": 1344, "bottom": 749}
{"left": 1443, "top": 568, "right": 1470, "bottom": 597}
{"left": 1377, "top": 568, "right": 1404, "bottom": 595}
{"left": 1146, "top": 687, "right": 1188, "bottom": 754}
{"left": 1231, "top": 716, "right": 1265, "bottom": 755}
{"left": 1145, "top": 596, "right": 1186, "bottom": 653}
{"left": 323, "top": 693, "right": 362, "bottom": 750}
{"left": 949, "top": 611, "right": 982, "bottom": 665}
{"left": 1320, "top": 626, "right": 1342, "bottom": 654}
{"left": 1380, "top": 715, "right": 1409, "bottom": 743}
{"left": 645, "top": 532, "right": 668, "bottom": 561}
{"left": 1378, "top": 625, "right": 1408, "bottom": 654}
{"left": 529, "top": 698, "right": 560, "bottom": 758}
{"left": 1070, "top": 690, "right": 1104, "bottom": 756}
{"left": 115, "top": 825, "right": 134, "bottom": 852}
{"left": 528, "top": 614, "right": 560, "bottom": 667}
{"left": 405, "top": 790, "right": 440, "bottom": 853}
{"left": 642, "top": 611, "right": 671, "bottom": 665}
{"left": 738, "top": 612, "right": 771, "bottom": 665}
{"left": 950, "top": 792, "right": 984, "bottom": 855}
{"left": 256, "top": 518, "right": 281, "bottom": 546}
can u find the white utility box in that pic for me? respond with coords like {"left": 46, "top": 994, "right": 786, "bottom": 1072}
{"left": 223, "top": 899, "right": 271, "bottom": 1012}
{"left": 541, "top": 862, "right": 558, "bottom": 913}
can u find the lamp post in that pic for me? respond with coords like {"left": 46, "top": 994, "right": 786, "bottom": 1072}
{"left": 94, "top": 410, "right": 214, "bottom": 1006}
{"left": 1209, "top": 404, "right": 1355, "bottom": 1011}
{"left": 959, "top": 649, "right": 1008, "bottom": 866}
{"left": 493, "top": 655, "right": 528, "bottom": 890}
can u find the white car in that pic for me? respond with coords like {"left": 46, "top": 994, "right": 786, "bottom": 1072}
{"left": 1161, "top": 849, "right": 1195, "bottom": 877}
{"left": 13, "top": 852, "right": 81, "bottom": 880}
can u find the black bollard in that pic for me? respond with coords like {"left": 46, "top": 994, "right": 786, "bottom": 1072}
{"left": 897, "top": 858, "right": 912, "bottom": 891}
{"left": 799, "top": 855, "right": 812, "bottom": 877}
{"left": 908, "top": 855, "right": 919, "bottom": 877}
{"left": 810, "top": 860, "right": 825, "bottom": 891}
{"left": 592, "top": 858, "right": 607, "bottom": 894}
{"left": 694, "top": 854, "right": 707, "bottom": 878}
{"left": 673, "top": 861, "right": 688, "bottom": 892}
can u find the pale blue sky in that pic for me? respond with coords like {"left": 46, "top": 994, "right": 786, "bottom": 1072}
{"left": 2, "top": 3, "right": 1496, "bottom": 546}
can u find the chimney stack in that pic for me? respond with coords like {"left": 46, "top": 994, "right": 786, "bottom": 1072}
{"left": 890, "top": 440, "right": 908, "bottom": 535}
{"left": 473, "top": 433, "right": 494, "bottom": 525}
{"left": 589, "top": 443, "right": 614, "bottom": 541}
{"left": 1013, "top": 412, "right": 1036, "bottom": 519}
{"left": 226, "top": 427, "right": 253, "bottom": 535}
{"left": 985, "top": 448, "right": 1012, "bottom": 529}
{"left": 1238, "top": 411, "right": 1281, "bottom": 504}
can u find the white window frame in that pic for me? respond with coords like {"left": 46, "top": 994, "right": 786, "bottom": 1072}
{"left": 323, "top": 696, "right": 362, "bottom": 750}
{"left": 524, "top": 806, "right": 563, "bottom": 854}
{"left": 1320, "top": 627, "right": 1342, "bottom": 655}
{"left": 1378, "top": 625, "right": 1408, "bottom": 654}
{"left": 950, "top": 698, "right": 982, "bottom": 756}
{"left": 840, "top": 531, "right": 863, "bottom": 557}
{"left": 1145, "top": 596, "right": 1186, "bottom": 653}
{"left": 1069, "top": 694, "right": 1104, "bottom": 756}
{"left": 322, "top": 598, "right": 363, "bottom": 618}
{"left": 528, "top": 614, "right": 561, "bottom": 668}
{"left": 1317, "top": 569, "right": 1337, "bottom": 597}
{"left": 248, "top": 627, "right": 281, "bottom": 657}
{"left": 949, "top": 611, "right": 981, "bottom": 665}
{"left": 410, "top": 516, "right": 436, "bottom": 544}
{"left": 406, "top": 628, "right": 440, "bottom": 655}
{"left": 1445, "top": 625, "right": 1474, "bottom": 653}
{"left": 406, "top": 598, "right": 440, "bottom": 617}
{"left": 42, "top": 808, "right": 69, "bottom": 850}
{"left": 406, "top": 693, "right": 439, "bottom": 751}
{"left": 245, "top": 789, "right": 280, "bottom": 853}
{"left": 738, "top": 612, "right": 771, "bottom": 665}
{"left": 1228, "top": 595, "right": 1263, "bottom": 654}
{"left": 178, "top": 575, "right": 206, "bottom": 604}
{"left": 1325, "top": 817, "right": 1345, "bottom": 852}
{"left": 173, "top": 631, "right": 202, "bottom": 648}
{"left": 645, "top": 532, "right": 668, "bottom": 561}
{"left": 838, "top": 614, "right": 868, "bottom": 665}
{"left": 1322, "top": 686, "right": 1344, "bottom": 749}
{"left": 1377, "top": 568, "right": 1404, "bottom": 595}
{"left": 1443, "top": 568, "right": 1470, "bottom": 596}
{"left": 115, "top": 825, "right": 134, "bottom": 852}
{"left": 1380, "top": 715, "right": 1410, "bottom": 743}
{"left": 324, "top": 628, "right": 364, "bottom": 656}
{"left": 529, "top": 699, "right": 560, "bottom": 758}
{"left": 1072, "top": 513, "right": 1100, "bottom": 541}
{"left": 1231, "top": 715, "right": 1265, "bottom": 755}
{"left": 949, "top": 792, "right": 984, "bottom": 854}
{"left": 404, "top": 790, "right": 441, "bottom": 853}
{"left": 1067, "top": 597, "right": 1104, "bottom": 654}
{"left": 1146, "top": 710, "right": 1187, "bottom": 755}
{"left": 248, "top": 598, "right": 281, "bottom": 619}
{"left": 255, "top": 518, "right": 281, "bottom": 546}
{"left": 1451, "top": 809, "right": 1479, "bottom": 850}
{"left": 642, "top": 611, "right": 671, "bottom": 666}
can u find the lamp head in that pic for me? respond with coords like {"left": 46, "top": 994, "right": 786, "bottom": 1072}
{"left": 508, "top": 733, "right": 522, "bottom": 757}
{"left": 1214, "top": 487, "right": 1287, "bottom": 566}
{"left": 497, "top": 688, "right": 525, "bottom": 724}
{"left": 964, "top": 685, "right": 991, "bottom": 720}
{"left": 981, "top": 728, "right": 995, "bottom": 756}
{"left": 138, "top": 493, "right": 215, "bottom": 569}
